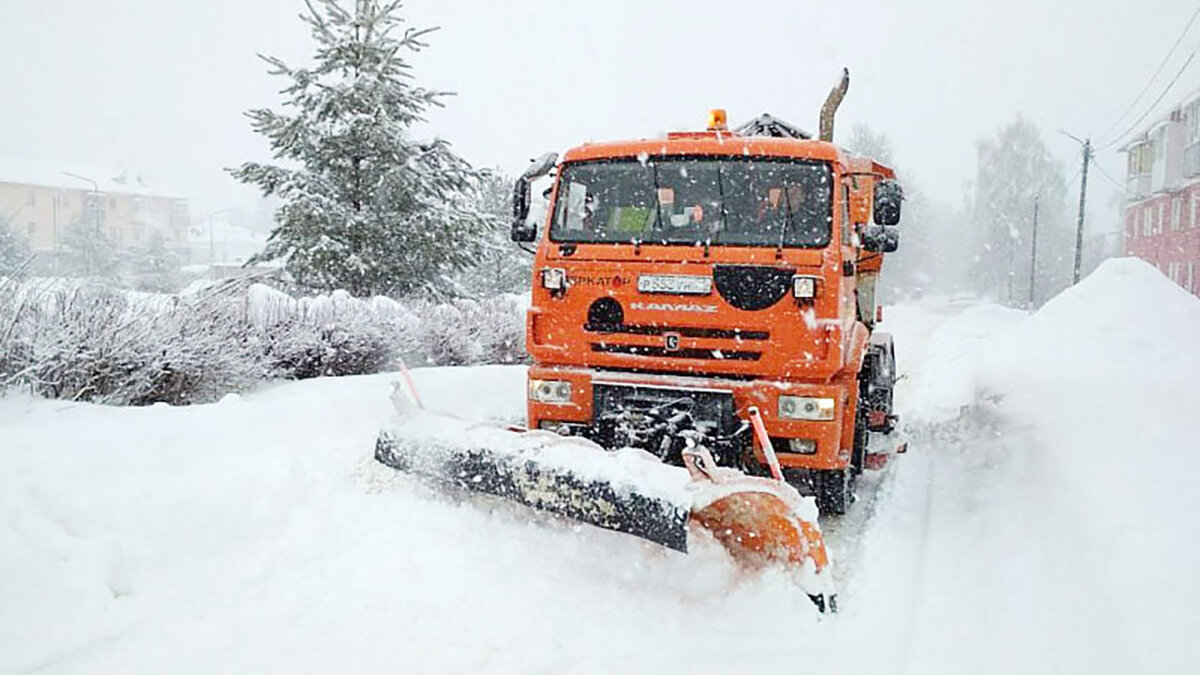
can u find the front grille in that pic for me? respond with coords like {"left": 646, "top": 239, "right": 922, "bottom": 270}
{"left": 585, "top": 323, "right": 769, "bottom": 341}
{"left": 592, "top": 383, "right": 738, "bottom": 436}
{"left": 591, "top": 344, "right": 762, "bottom": 361}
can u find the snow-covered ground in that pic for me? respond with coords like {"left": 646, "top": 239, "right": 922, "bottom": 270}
{"left": 3, "top": 258, "right": 1198, "bottom": 673}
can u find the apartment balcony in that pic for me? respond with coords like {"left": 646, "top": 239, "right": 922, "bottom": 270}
{"left": 1185, "top": 142, "right": 1200, "bottom": 180}
{"left": 1127, "top": 173, "right": 1152, "bottom": 200}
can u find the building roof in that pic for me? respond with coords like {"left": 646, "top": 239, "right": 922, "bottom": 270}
{"left": 1117, "top": 85, "right": 1200, "bottom": 153}
{"left": 0, "top": 157, "right": 185, "bottom": 198}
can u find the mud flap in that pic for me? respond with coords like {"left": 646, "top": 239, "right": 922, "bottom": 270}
{"left": 375, "top": 431, "right": 692, "bottom": 552}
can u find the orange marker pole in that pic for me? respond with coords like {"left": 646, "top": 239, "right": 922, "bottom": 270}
{"left": 747, "top": 406, "right": 783, "bottom": 481}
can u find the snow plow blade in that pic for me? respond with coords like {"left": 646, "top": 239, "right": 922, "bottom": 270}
{"left": 374, "top": 381, "right": 832, "bottom": 607}
{"left": 375, "top": 430, "right": 691, "bottom": 552}
{"left": 373, "top": 420, "right": 834, "bottom": 609}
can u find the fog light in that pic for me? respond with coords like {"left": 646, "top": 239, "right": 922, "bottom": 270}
{"left": 538, "top": 421, "right": 574, "bottom": 435}
{"left": 792, "top": 275, "right": 819, "bottom": 300}
{"left": 542, "top": 267, "right": 567, "bottom": 291}
{"left": 529, "top": 379, "right": 572, "bottom": 403}
{"left": 788, "top": 439, "right": 817, "bottom": 454}
{"left": 779, "top": 395, "right": 835, "bottom": 420}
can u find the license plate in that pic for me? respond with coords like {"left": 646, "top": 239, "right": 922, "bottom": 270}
{"left": 637, "top": 274, "right": 712, "bottom": 295}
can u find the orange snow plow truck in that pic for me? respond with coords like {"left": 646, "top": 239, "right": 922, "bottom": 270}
{"left": 375, "top": 70, "right": 902, "bottom": 611}
{"left": 513, "top": 71, "right": 904, "bottom": 514}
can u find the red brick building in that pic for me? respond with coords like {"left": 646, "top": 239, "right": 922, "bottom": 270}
{"left": 1122, "top": 92, "right": 1200, "bottom": 296}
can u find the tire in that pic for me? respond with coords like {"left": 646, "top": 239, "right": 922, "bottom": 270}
{"left": 851, "top": 399, "right": 868, "bottom": 477}
{"left": 815, "top": 469, "right": 852, "bottom": 515}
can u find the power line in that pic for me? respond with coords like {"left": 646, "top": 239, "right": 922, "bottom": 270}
{"left": 1064, "top": 164, "right": 1082, "bottom": 191}
{"left": 1100, "top": 2, "right": 1200, "bottom": 138}
{"left": 1089, "top": 159, "right": 1127, "bottom": 193}
{"left": 1101, "top": 44, "right": 1200, "bottom": 149}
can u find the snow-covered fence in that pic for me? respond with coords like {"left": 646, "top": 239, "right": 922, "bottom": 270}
{"left": 0, "top": 278, "right": 527, "bottom": 406}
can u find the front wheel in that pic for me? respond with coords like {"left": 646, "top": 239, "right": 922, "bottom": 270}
{"left": 814, "top": 469, "right": 853, "bottom": 515}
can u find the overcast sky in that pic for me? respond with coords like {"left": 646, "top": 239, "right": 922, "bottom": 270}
{"left": 2, "top": 0, "right": 1196, "bottom": 231}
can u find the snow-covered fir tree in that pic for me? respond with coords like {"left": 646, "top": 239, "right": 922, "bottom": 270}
{"left": 132, "top": 231, "right": 183, "bottom": 293}
{"left": 232, "top": 0, "right": 493, "bottom": 297}
{"left": 58, "top": 218, "right": 121, "bottom": 279}
{"left": 846, "top": 123, "right": 894, "bottom": 165}
{"left": 457, "top": 169, "right": 534, "bottom": 297}
{"left": 971, "top": 116, "right": 1069, "bottom": 307}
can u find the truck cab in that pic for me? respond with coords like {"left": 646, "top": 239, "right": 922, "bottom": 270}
{"left": 511, "top": 110, "right": 902, "bottom": 513}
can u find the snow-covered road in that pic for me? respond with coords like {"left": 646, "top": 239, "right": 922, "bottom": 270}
{"left": 3, "top": 259, "right": 1198, "bottom": 674}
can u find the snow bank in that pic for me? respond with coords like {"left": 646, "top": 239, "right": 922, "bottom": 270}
{"left": 0, "top": 366, "right": 826, "bottom": 674}
{"left": 969, "top": 258, "right": 1200, "bottom": 673}
{"left": 5, "top": 265, "right": 1198, "bottom": 673}
{"left": 851, "top": 258, "right": 1200, "bottom": 674}
{"left": 979, "top": 256, "right": 1200, "bottom": 397}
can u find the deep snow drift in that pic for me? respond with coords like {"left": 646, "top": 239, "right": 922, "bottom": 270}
{"left": 3, "top": 258, "right": 1198, "bottom": 673}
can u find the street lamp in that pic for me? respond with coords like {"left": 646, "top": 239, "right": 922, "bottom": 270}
{"left": 62, "top": 171, "right": 101, "bottom": 275}
{"left": 62, "top": 171, "right": 100, "bottom": 230}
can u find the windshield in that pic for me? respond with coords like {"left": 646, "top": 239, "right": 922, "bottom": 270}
{"left": 549, "top": 157, "right": 832, "bottom": 247}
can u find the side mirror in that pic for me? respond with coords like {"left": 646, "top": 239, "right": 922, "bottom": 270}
{"left": 861, "top": 224, "right": 899, "bottom": 253}
{"left": 873, "top": 179, "right": 902, "bottom": 226}
{"left": 511, "top": 152, "right": 558, "bottom": 243}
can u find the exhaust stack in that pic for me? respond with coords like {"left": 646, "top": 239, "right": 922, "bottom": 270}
{"left": 818, "top": 68, "right": 850, "bottom": 142}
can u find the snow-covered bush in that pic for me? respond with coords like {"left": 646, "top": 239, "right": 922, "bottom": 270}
{"left": 470, "top": 295, "right": 526, "bottom": 365}
{"left": 0, "top": 283, "right": 263, "bottom": 405}
{"left": 246, "top": 285, "right": 408, "bottom": 379}
{"left": 0, "top": 278, "right": 526, "bottom": 406}
{"left": 411, "top": 295, "right": 526, "bottom": 367}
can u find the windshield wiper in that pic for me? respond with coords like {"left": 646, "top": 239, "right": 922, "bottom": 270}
{"left": 777, "top": 183, "right": 794, "bottom": 259}
{"left": 715, "top": 164, "right": 728, "bottom": 234}
{"left": 649, "top": 162, "right": 664, "bottom": 232}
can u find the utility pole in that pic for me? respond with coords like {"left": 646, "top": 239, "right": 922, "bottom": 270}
{"left": 1072, "top": 139, "right": 1091, "bottom": 285}
{"left": 1029, "top": 195, "right": 1039, "bottom": 309}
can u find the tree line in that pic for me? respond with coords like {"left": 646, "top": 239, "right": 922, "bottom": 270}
{"left": 848, "top": 118, "right": 1118, "bottom": 308}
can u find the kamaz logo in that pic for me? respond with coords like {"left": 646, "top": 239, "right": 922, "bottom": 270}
{"left": 630, "top": 302, "right": 718, "bottom": 314}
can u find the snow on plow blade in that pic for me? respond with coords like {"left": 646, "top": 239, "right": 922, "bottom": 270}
{"left": 373, "top": 413, "right": 835, "bottom": 608}
{"left": 375, "top": 430, "right": 691, "bottom": 552}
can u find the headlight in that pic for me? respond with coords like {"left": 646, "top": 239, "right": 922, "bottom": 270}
{"left": 779, "top": 395, "right": 835, "bottom": 420}
{"left": 542, "top": 268, "right": 567, "bottom": 291}
{"left": 787, "top": 439, "right": 817, "bottom": 454}
{"left": 792, "top": 275, "right": 819, "bottom": 300}
{"left": 529, "top": 379, "right": 572, "bottom": 403}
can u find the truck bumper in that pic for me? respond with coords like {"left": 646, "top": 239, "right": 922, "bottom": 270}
{"left": 526, "top": 366, "right": 857, "bottom": 471}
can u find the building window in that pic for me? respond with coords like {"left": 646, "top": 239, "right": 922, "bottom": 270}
{"left": 27, "top": 191, "right": 35, "bottom": 207}
{"left": 1158, "top": 201, "right": 1167, "bottom": 234}
{"left": 1173, "top": 197, "right": 1183, "bottom": 231}
{"left": 1128, "top": 143, "right": 1154, "bottom": 175}
{"left": 1142, "top": 205, "right": 1152, "bottom": 236}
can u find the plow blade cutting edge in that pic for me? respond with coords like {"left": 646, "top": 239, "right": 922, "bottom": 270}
{"left": 375, "top": 431, "right": 691, "bottom": 552}
{"left": 374, "top": 414, "right": 835, "bottom": 611}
